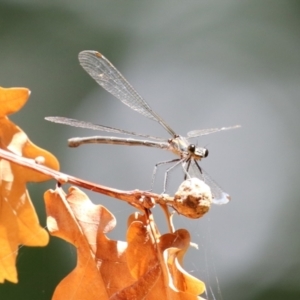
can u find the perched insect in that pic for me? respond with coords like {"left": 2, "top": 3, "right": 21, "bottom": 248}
{"left": 46, "top": 51, "right": 239, "bottom": 204}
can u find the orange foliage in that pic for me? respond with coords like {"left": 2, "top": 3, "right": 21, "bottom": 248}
{"left": 45, "top": 186, "right": 206, "bottom": 299}
{"left": 0, "top": 87, "right": 59, "bottom": 283}
{"left": 0, "top": 86, "right": 208, "bottom": 298}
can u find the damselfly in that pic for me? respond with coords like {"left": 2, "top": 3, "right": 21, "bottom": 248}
{"left": 46, "top": 51, "right": 239, "bottom": 204}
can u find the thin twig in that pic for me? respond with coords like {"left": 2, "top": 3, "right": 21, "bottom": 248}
{"left": 0, "top": 148, "right": 174, "bottom": 211}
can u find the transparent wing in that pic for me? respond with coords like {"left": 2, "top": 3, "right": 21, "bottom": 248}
{"left": 188, "top": 161, "right": 230, "bottom": 205}
{"left": 78, "top": 50, "right": 176, "bottom": 137}
{"left": 187, "top": 125, "right": 240, "bottom": 138}
{"left": 45, "top": 116, "right": 166, "bottom": 141}
{"left": 201, "top": 169, "right": 231, "bottom": 205}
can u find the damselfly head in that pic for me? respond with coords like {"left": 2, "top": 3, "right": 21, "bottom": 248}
{"left": 188, "top": 144, "right": 209, "bottom": 159}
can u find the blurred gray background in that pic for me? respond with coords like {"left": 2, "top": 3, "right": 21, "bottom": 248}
{"left": 0, "top": 1, "right": 300, "bottom": 299}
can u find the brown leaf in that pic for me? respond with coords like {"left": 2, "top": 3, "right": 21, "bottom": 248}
{"left": 46, "top": 187, "right": 206, "bottom": 299}
{"left": 0, "top": 87, "right": 60, "bottom": 283}
{"left": 0, "top": 87, "right": 29, "bottom": 116}
{"left": 126, "top": 214, "right": 206, "bottom": 300}
{"left": 45, "top": 186, "right": 137, "bottom": 299}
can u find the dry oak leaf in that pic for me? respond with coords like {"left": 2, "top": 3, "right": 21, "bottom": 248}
{"left": 45, "top": 186, "right": 206, "bottom": 300}
{"left": 0, "top": 87, "right": 60, "bottom": 283}
{"left": 123, "top": 214, "right": 206, "bottom": 300}
{"left": 45, "top": 186, "right": 132, "bottom": 300}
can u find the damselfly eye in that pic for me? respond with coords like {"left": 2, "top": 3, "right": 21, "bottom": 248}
{"left": 188, "top": 144, "right": 196, "bottom": 153}
{"left": 204, "top": 149, "right": 209, "bottom": 158}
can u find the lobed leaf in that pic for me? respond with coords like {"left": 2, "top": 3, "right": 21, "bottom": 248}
{"left": 45, "top": 186, "right": 206, "bottom": 299}
{"left": 0, "top": 87, "right": 59, "bottom": 283}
